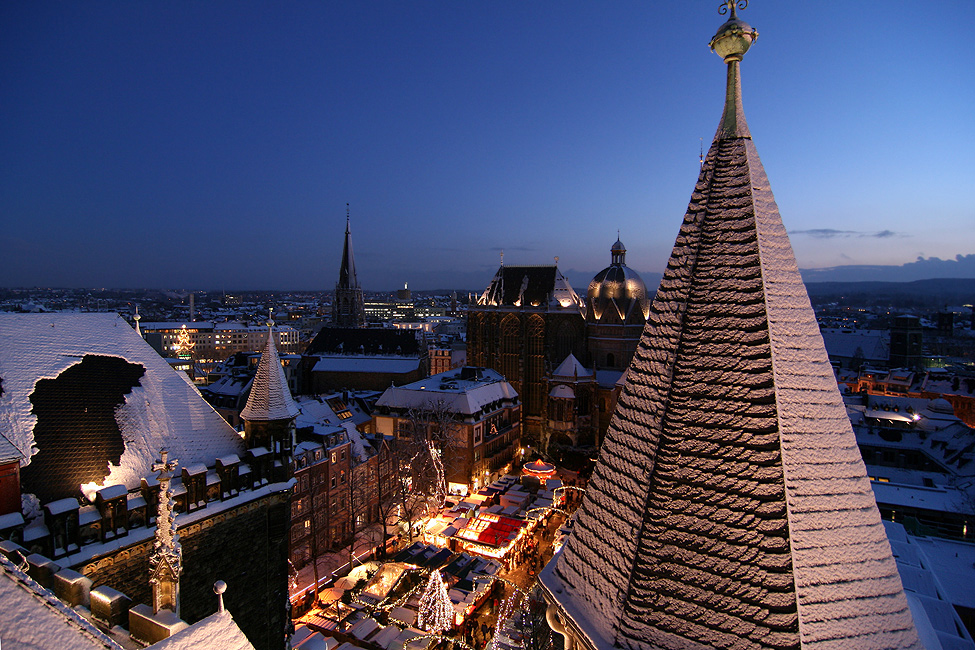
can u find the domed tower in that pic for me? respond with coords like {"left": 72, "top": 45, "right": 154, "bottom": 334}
{"left": 585, "top": 237, "right": 650, "bottom": 371}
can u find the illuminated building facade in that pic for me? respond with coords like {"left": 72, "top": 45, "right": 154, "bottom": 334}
{"left": 373, "top": 367, "right": 521, "bottom": 491}
{"left": 139, "top": 321, "right": 300, "bottom": 361}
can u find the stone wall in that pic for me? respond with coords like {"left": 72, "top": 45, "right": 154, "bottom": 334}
{"left": 75, "top": 490, "right": 290, "bottom": 650}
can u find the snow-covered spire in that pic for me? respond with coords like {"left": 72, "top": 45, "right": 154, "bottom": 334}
{"left": 539, "top": 6, "right": 920, "bottom": 650}
{"left": 240, "top": 313, "right": 299, "bottom": 422}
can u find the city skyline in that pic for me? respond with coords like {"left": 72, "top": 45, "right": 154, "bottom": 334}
{"left": 2, "top": 2, "right": 973, "bottom": 291}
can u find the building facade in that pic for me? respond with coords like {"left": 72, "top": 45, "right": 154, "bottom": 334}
{"left": 140, "top": 321, "right": 300, "bottom": 361}
{"left": 373, "top": 367, "right": 521, "bottom": 492}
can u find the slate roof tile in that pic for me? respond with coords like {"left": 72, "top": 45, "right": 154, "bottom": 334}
{"left": 539, "top": 16, "right": 920, "bottom": 649}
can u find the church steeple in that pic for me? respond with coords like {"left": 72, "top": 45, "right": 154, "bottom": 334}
{"left": 332, "top": 204, "right": 366, "bottom": 328}
{"left": 540, "top": 6, "right": 920, "bottom": 650}
{"left": 338, "top": 206, "right": 358, "bottom": 289}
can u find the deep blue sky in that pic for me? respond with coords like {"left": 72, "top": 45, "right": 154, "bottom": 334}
{"left": 2, "top": 2, "right": 973, "bottom": 291}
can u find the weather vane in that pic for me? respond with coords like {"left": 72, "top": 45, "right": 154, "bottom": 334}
{"left": 719, "top": 0, "right": 748, "bottom": 16}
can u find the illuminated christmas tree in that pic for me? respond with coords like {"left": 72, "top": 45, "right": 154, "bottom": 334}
{"left": 174, "top": 324, "right": 195, "bottom": 360}
{"left": 416, "top": 570, "right": 453, "bottom": 633}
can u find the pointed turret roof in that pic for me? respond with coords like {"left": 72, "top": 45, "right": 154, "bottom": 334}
{"left": 539, "top": 7, "right": 919, "bottom": 650}
{"left": 338, "top": 211, "right": 359, "bottom": 290}
{"left": 240, "top": 319, "right": 299, "bottom": 422}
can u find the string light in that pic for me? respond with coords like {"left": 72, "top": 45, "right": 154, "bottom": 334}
{"left": 416, "top": 570, "right": 453, "bottom": 633}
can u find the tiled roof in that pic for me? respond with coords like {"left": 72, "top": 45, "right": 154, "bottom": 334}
{"left": 539, "top": 13, "right": 919, "bottom": 650}
{"left": 305, "top": 328, "right": 421, "bottom": 356}
{"left": 0, "top": 314, "right": 245, "bottom": 502}
{"left": 479, "top": 265, "right": 583, "bottom": 309}
{"left": 240, "top": 327, "right": 299, "bottom": 422}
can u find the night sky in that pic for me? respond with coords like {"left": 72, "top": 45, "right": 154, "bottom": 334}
{"left": 2, "top": 2, "right": 972, "bottom": 291}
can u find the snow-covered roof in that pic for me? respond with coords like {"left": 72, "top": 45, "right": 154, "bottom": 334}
{"left": 148, "top": 610, "right": 254, "bottom": 650}
{"left": 539, "top": 16, "right": 919, "bottom": 650}
{"left": 240, "top": 326, "right": 299, "bottom": 422}
{"left": 311, "top": 356, "right": 423, "bottom": 375}
{"left": 0, "top": 554, "right": 123, "bottom": 650}
{"left": 820, "top": 328, "right": 890, "bottom": 362}
{"left": 551, "top": 354, "right": 590, "bottom": 379}
{"left": 0, "top": 431, "right": 25, "bottom": 464}
{"left": 549, "top": 385, "right": 575, "bottom": 399}
{"left": 0, "top": 314, "right": 244, "bottom": 502}
{"left": 375, "top": 368, "right": 518, "bottom": 416}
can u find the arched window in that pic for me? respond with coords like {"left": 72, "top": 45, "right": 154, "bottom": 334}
{"left": 606, "top": 353, "right": 615, "bottom": 368}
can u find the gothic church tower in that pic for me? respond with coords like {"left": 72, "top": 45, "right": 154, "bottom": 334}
{"left": 332, "top": 207, "right": 366, "bottom": 328}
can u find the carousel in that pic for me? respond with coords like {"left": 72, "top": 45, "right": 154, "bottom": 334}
{"left": 522, "top": 458, "right": 557, "bottom": 484}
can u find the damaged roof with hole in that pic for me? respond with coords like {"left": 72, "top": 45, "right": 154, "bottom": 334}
{"left": 539, "top": 7, "right": 920, "bottom": 650}
{"left": 0, "top": 313, "right": 244, "bottom": 503}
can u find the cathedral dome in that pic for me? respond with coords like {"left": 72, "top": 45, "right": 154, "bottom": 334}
{"left": 587, "top": 238, "right": 649, "bottom": 323}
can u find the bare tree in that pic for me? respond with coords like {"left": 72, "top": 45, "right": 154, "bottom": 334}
{"left": 348, "top": 455, "right": 377, "bottom": 570}
{"left": 401, "top": 398, "right": 464, "bottom": 509}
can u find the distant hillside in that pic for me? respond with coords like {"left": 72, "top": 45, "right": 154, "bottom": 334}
{"left": 799, "top": 255, "right": 975, "bottom": 283}
{"left": 803, "top": 278, "right": 975, "bottom": 307}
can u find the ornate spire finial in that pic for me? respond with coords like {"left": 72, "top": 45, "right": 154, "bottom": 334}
{"left": 150, "top": 448, "right": 182, "bottom": 616}
{"left": 267, "top": 307, "right": 274, "bottom": 330}
{"left": 133, "top": 304, "right": 142, "bottom": 337}
{"left": 710, "top": 1, "right": 757, "bottom": 63}
{"left": 710, "top": 0, "right": 757, "bottom": 140}
{"left": 719, "top": 0, "right": 744, "bottom": 20}
{"left": 500, "top": 250, "right": 504, "bottom": 266}
{"left": 554, "top": 256, "right": 559, "bottom": 266}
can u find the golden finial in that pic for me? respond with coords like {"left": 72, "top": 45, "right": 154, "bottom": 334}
{"left": 710, "top": 1, "right": 757, "bottom": 62}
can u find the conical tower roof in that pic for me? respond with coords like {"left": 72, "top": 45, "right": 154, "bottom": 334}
{"left": 240, "top": 319, "right": 300, "bottom": 422}
{"left": 539, "top": 7, "right": 919, "bottom": 650}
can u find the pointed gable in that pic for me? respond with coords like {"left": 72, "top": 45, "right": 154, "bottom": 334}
{"left": 539, "top": 7, "right": 919, "bottom": 650}
{"left": 553, "top": 354, "right": 591, "bottom": 379}
{"left": 240, "top": 327, "right": 299, "bottom": 422}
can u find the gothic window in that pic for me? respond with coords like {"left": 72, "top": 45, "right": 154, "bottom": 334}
{"left": 500, "top": 315, "right": 520, "bottom": 381}
{"left": 527, "top": 315, "right": 544, "bottom": 356}
{"left": 555, "top": 321, "right": 577, "bottom": 365}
